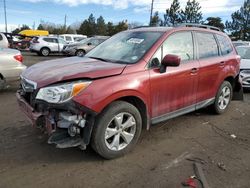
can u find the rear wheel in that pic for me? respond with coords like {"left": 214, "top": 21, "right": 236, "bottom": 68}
{"left": 212, "top": 81, "right": 232, "bottom": 114}
{"left": 75, "top": 50, "right": 85, "bottom": 57}
{"left": 91, "top": 101, "right": 142, "bottom": 159}
{"left": 40, "top": 47, "right": 50, "bottom": 56}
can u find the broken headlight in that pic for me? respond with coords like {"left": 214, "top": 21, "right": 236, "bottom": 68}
{"left": 36, "top": 81, "right": 91, "bottom": 104}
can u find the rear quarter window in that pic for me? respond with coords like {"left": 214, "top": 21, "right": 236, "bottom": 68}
{"left": 196, "top": 32, "right": 219, "bottom": 59}
{"left": 216, "top": 34, "right": 233, "bottom": 55}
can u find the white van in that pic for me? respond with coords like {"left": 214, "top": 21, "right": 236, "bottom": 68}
{"left": 0, "top": 33, "right": 9, "bottom": 48}
{"left": 60, "top": 34, "right": 87, "bottom": 43}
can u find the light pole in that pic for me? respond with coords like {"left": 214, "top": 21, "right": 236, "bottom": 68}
{"left": 149, "top": 0, "right": 154, "bottom": 25}
{"left": 3, "top": 0, "right": 8, "bottom": 33}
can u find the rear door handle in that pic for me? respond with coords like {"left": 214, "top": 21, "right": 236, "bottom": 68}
{"left": 220, "top": 61, "right": 225, "bottom": 66}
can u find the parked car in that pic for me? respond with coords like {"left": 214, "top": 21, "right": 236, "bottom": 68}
{"left": 233, "top": 41, "right": 250, "bottom": 47}
{"left": 30, "top": 36, "right": 67, "bottom": 56}
{"left": 17, "top": 25, "right": 243, "bottom": 159}
{"left": 0, "top": 33, "right": 9, "bottom": 48}
{"left": 236, "top": 46, "right": 250, "bottom": 88}
{"left": 60, "top": 34, "right": 87, "bottom": 44}
{"left": 62, "top": 36, "right": 109, "bottom": 56}
{"left": 0, "top": 48, "right": 26, "bottom": 89}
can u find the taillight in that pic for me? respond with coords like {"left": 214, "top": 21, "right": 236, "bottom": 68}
{"left": 14, "top": 54, "right": 23, "bottom": 63}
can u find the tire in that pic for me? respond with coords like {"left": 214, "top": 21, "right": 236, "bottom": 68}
{"left": 91, "top": 101, "right": 142, "bottom": 159}
{"left": 75, "top": 49, "right": 85, "bottom": 57}
{"left": 40, "top": 47, "right": 50, "bottom": 56}
{"left": 212, "top": 81, "right": 233, "bottom": 114}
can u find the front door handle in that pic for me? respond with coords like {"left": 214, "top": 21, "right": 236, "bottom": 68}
{"left": 191, "top": 68, "right": 198, "bottom": 74}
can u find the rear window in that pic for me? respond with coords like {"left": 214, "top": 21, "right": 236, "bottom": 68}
{"left": 197, "top": 32, "right": 219, "bottom": 59}
{"left": 65, "top": 36, "right": 72, "bottom": 41}
{"left": 216, "top": 34, "right": 233, "bottom": 55}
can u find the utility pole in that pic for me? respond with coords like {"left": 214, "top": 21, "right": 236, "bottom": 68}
{"left": 64, "top": 14, "right": 67, "bottom": 28}
{"left": 149, "top": 0, "right": 154, "bottom": 25}
{"left": 3, "top": 0, "right": 8, "bottom": 33}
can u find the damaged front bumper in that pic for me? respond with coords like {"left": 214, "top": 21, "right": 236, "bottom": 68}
{"left": 16, "top": 90, "right": 97, "bottom": 150}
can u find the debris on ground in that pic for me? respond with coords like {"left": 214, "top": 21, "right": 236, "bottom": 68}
{"left": 230, "top": 134, "right": 237, "bottom": 139}
{"left": 182, "top": 176, "right": 197, "bottom": 188}
{"left": 217, "top": 162, "right": 226, "bottom": 171}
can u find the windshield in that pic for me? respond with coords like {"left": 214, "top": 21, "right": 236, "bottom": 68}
{"left": 86, "top": 31, "right": 163, "bottom": 64}
{"left": 236, "top": 47, "right": 250, "bottom": 59}
{"left": 79, "top": 38, "right": 91, "bottom": 44}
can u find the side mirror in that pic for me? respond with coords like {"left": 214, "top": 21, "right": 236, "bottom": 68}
{"left": 87, "top": 42, "right": 92, "bottom": 46}
{"left": 160, "top": 54, "right": 181, "bottom": 73}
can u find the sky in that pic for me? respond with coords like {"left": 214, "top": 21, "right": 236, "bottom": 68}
{"left": 0, "top": 0, "right": 245, "bottom": 32}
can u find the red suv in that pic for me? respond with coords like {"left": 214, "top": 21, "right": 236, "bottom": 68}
{"left": 17, "top": 25, "right": 243, "bottom": 159}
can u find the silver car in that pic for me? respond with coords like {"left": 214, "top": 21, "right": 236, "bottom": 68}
{"left": 30, "top": 36, "right": 67, "bottom": 56}
{"left": 62, "top": 36, "right": 109, "bottom": 57}
{"left": 236, "top": 46, "right": 250, "bottom": 89}
{"left": 0, "top": 48, "right": 26, "bottom": 89}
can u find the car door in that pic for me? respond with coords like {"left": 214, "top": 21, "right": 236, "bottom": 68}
{"left": 149, "top": 31, "right": 199, "bottom": 121}
{"left": 195, "top": 32, "right": 222, "bottom": 104}
{"left": 58, "top": 38, "right": 66, "bottom": 52}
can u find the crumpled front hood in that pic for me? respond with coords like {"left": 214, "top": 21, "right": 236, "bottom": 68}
{"left": 22, "top": 57, "right": 126, "bottom": 88}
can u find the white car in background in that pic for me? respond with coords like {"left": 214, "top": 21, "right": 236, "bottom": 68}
{"left": 0, "top": 48, "right": 26, "bottom": 89}
{"left": 0, "top": 33, "right": 9, "bottom": 48}
{"left": 60, "top": 34, "right": 87, "bottom": 44}
{"left": 236, "top": 46, "right": 250, "bottom": 89}
{"left": 30, "top": 36, "right": 67, "bottom": 56}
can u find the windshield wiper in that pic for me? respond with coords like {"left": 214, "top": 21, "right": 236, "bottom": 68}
{"left": 89, "top": 56, "right": 109, "bottom": 62}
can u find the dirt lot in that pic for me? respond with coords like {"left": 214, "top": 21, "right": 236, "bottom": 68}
{"left": 0, "top": 52, "right": 250, "bottom": 188}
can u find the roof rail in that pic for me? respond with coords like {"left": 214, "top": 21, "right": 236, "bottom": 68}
{"left": 177, "top": 23, "right": 221, "bottom": 31}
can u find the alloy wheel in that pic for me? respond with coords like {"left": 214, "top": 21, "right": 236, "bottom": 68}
{"left": 105, "top": 112, "right": 136, "bottom": 151}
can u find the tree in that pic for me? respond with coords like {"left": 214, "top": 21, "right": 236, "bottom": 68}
{"left": 66, "top": 26, "right": 75, "bottom": 34}
{"left": 113, "top": 20, "right": 128, "bottom": 34}
{"left": 150, "top": 11, "right": 162, "bottom": 26}
{"left": 12, "top": 24, "right": 30, "bottom": 34}
{"left": 106, "top": 22, "right": 115, "bottom": 36}
{"left": 96, "top": 16, "right": 106, "bottom": 35}
{"left": 226, "top": 0, "right": 250, "bottom": 40}
{"left": 164, "top": 0, "right": 181, "bottom": 26}
{"left": 205, "top": 17, "right": 225, "bottom": 31}
{"left": 77, "top": 14, "right": 96, "bottom": 36}
{"left": 181, "top": 0, "right": 203, "bottom": 23}
{"left": 37, "top": 24, "right": 45, "bottom": 30}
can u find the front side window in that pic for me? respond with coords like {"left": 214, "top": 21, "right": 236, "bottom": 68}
{"left": 197, "top": 32, "right": 219, "bottom": 59}
{"left": 86, "top": 31, "right": 163, "bottom": 64}
{"left": 216, "top": 34, "right": 233, "bottom": 55}
{"left": 163, "top": 32, "right": 194, "bottom": 61}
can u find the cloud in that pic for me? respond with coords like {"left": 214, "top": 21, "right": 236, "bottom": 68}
{"left": 7, "top": 9, "right": 32, "bottom": 14}
{"left": 21, "top": 0, "right": 242, "bottom": 14}
{"left": 0, "top": 24, "right": 19, "bottom": 32}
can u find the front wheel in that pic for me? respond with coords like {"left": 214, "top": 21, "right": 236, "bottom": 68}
{"left": 91, "top": 101, "right": 142, "bottom": 159}
{"left": 212, "top": 81, "right": 232, "bottom": 114}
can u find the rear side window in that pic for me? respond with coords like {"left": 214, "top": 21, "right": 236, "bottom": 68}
{"left": 216, "top": 34, "right": 233, "bottom": 55}
{"left": 196, "top": 32, "right": 219, "bottom": 59}
{"left": 43, "top": 38, "right": 53, "bottom": 43}
{"left": 163, "top": 32, "right": 194, "bottom": 61}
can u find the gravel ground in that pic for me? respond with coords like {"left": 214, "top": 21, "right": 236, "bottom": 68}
{"left": 0, "top": 52, "right": 250, "bottom": 188}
